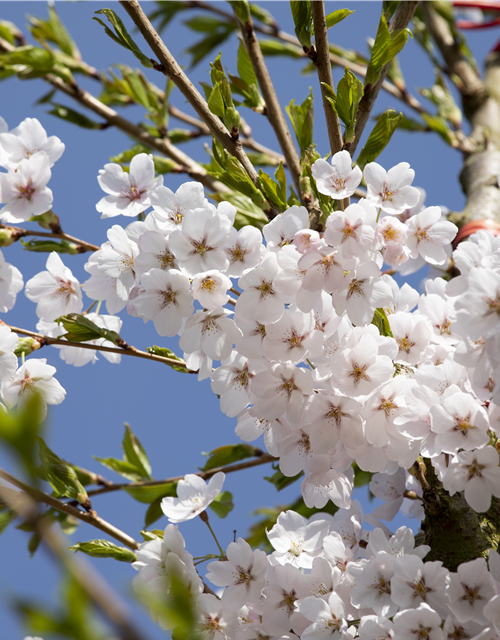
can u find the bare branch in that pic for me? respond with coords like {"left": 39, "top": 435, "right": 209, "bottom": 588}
{"left": 0, "top": 467, "right": 139, "bottom": 550}
{"left": 87, "top": 453, "right": 277, "bottom": 498}
{"left": 232, "top": 5, "right": 302, "bottom": 197}
{"left": 0, "top": 223, "right": 100, "bottom": 253}
{"left": 350, "top": 1, "right": 420, "bottom": 156}
{"left": 311, "top": 1, "right": 344, "bottom": 156}
{"left": 5, "top": 325, "right": 195, "bottom": 373}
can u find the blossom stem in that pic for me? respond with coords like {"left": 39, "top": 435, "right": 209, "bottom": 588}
{"left": 83, "top": 300, "right": 98, "bottom": 315}
{"left": 229, "top": 287, "right": 241, "bottom": 297}
{"left": 7, "top": 325, "right": 195, "bottom": 372}
{"left": 201, "top": 514, "right": 225, "bottom": 558}
{"left": 376, "top": 208, "right": 382, "bottom": 223}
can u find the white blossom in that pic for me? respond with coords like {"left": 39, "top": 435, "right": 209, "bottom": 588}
{"left": 161, "top": 472, "right": 225, "bottom": 523}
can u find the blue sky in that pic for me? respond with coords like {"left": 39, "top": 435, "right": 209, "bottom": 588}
{"left": 0, "top": 2, "right": 497, "bottom": 639}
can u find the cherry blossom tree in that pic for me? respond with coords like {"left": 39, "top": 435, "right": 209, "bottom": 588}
{"left": 1, "top": 2, "right": 500, "bottom": 640}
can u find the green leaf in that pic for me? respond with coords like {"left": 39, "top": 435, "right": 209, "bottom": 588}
{"left": 290, "top": 0, "right": 313, "bottom": 49}
{"left": 209, "top": 491, "right": 234, "bottom": 519}
{"left": 202, "top": 444, "right": 257, "bottom": 471}
{"left": 0, "top": 45, "right": 54, "bottom": 78}
{"left": 29, "top": 5, "right": 80, "bottom": 58}
{"left": 0, "top": 509, "right": 14, "bottom": 535}
{"left": 325, "top": 9, "right": 355, "bottom": 30}
{"left": 355, "top": 109, "right": 402, "bottom": 169}
{"left": 237, "top": 40, "right": 257, "bottom": 88}
{"left": 0, "top": 20, "right": 19, "bottom": 45}
{"left": 353, "top": 462, "right": 374, "bottom": 488}
{"left": 421, "top": 114, "right": 457, "bottom": 146}
{"left": 20, "top": 238, "right": 79, "bottom": 254}
{"left": 210, "top": 192, "right": 268, "bottom": 230}
{"left": 208, "top": 82, "right": 226, "bottom": 118}
{"left": 258, "top": 39, "right": 302, "bottom": 58}
{"left": 93, "top": 9, "right": 154, "bottom": 68}
{"left": 93, "top": 457, "right": 145, "bottom": 482}
{"left": 274, "top": 162, "right": 287, "bottom": 205}
{"left": 38, "top": 438, "right": 89, "bottom": 506}
{"left": 371, "top": 307, "right": 394, "bottom": 338}
{"left": 55, "top": 313, "right": 124, "bottom": 346}
{"left": 258, "top": 170, "right": 287, "bottom": 211}
{"left": 184, "top": 16, "right": 229, "bottom": 32}
{"left": 183, "top": 26, "right": 235, "bottom": 68}
{"left": 69, "top": 539, "right": 137, "bottom": 563}
{"left": 144, "top": 497, "right": 165, "bottom": 527}
{"left": 286, "top": 88, "right": 314, "bottom": 154}
{"left": 122, "top": 423, "right": 151, "bottom": 479}
{"left": 264, "top": 466, "right": 304, "bottom": 491}
{"left": 125, "top": 482, "right": 177, "bottom": 504}
{"left": 249, "top": 3, "right": 276, "bottom": 27}
{"left": 365, "top": 14, "right": 411, "bottom": 87}
{"left": 397, "top": 114, "right": 428, "bottom": 132}
{"left": 146, "top": 345, "right": 189, "bottom": 372}
{"left": 330, "top": 67, "right": 363, "bottom": 139}
{"left": 0, "top": 395, "right": 42, "bottom": 479}
{"left": 420, "top": 75, "right": 462, "bottom": 128}
{"left": 140, "top": 528, "right": 164, "bottom": 541}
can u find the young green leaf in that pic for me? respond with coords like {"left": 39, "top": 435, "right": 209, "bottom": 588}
{"left": 355, "top": 109, "right": 402, "bottom": 169}
{"left": 202, "top": 444, "right": 257, "bottom": 471}
{"left": 331, "top": 68, "right": 364, "bottom": 141}
{"left": 125, "top": 482, "right": 177, "bottom": 505}
{"left": 56, "top": 313, "right": 124, "bottom": 346}
{"left": 29, "top": 5, "right": 80, "bottom": 58}
{"left": 48, "top": 103, "right": 104, "bottom": 129}
{"left": 290, "top": 0, "right": 314, "bottom": 49}
{"left": 146, "top": 345, "right": 190, "bottom": 372}
{"left": 209, "top": 490, "right": 234, "bottom": 519}
{"left": 365, "top": 14, "right": 412, "bottom": 87}
{"left": 93, "top": 9, "right": 154, "bottom": 68}
{"left": 237, "top": 40, "right": 257, "bottom": 88}
{"left": 258, "top": 39, "right": 302, "bottom": 58}
{"left": 371, "top": 307, "right": 394, "bottom": 338}
{"left": 38, "top": 438, "right": 89, "bottom": 507}
{"left": 258, "top": 170, "right": 287, "bottom": 211}
{"left": 286, "top": 88, "right": 314, "bottom": 154}
{"left": 69, "top": 539, "right": 137, "bottom": 563}
{"left": 325, "top": 9, "right": 355, "bottom": 30}
{"left": 93, "top": 456, "right": 146, "bottom": 482}
{"left": 122, "top": 423, "right": 151, "bottom": 479}
{"left": 20, "top": 238, "right": 79, "bottom": 254}
{"left": 264, "top": 466, "right": 304, "bottom": 491}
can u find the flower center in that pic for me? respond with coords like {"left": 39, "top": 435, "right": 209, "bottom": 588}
{"left": 200, "top": 277, "right": 218, "bottom": 293}
{"left": 349, "top": 362, "right": 369, "bottom": 383}
{"left": 159, "top": 288, "right": 176, "bottom": 309}
{"left": 397, "top": 336, "right": 415, "bottom": 353}
{"left": 158, "top": 251, "right": 175, "bottom": 269}
{"left": 17, "top": 181, "right": 36, "bottom": 201}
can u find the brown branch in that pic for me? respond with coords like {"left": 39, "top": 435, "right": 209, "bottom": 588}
{"left": 0, "top": 476, "right": 149, "bottom": 640}
{"left": 232, "top": 6, "right": 302, "bottom": 198}
{"left": 6, "top": 325, "right": 195, "bottom": 373}
{"left": 0, "top": 468, "right": 139, "bottom": 550}
{"left": 0, "top": 223, "right": 100, "bottom": 253}
{"left": 87, "top": 452, "right": 277, "bottom": 498}
{"left": 118, "top": 1, "right": 281, "bottom": 218}
{"left": 311, "top": 1, "right": 344, "bottom": 156}
{"left": 350, "top": 2, "right": 420, "bottom": 156}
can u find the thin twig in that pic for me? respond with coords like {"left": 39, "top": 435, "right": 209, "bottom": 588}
{"left": 118, "top": 1, "right": 281, "bottom": 219}
{"left": 0, "top": 223, "right": 100, "bottom": 253}
{"left": 350, "top": 2, "right": 420, "bottom": 156}
{"left": 232, "top": 5, "right": 302, "bottom": 198}
{"left": 6, "top": 325, "right": 195, "bottom": 373}
{"left": 0, "top": 468, "right": 139, "bottom": 550}
{"left": 87, "top": 453, "right": 277, "bottom": 498}
{"left": 311, "top": 1, "right": 344, "bottom": 156}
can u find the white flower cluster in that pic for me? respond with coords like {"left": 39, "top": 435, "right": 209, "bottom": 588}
{"left": 133, "top": 496, "right": 500, "bottom": 640}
